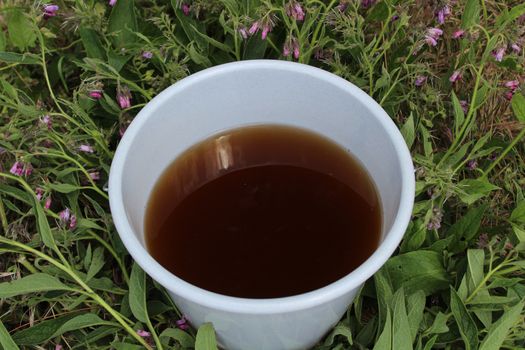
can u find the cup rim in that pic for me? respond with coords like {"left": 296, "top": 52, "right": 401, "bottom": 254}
{"left": 109, "top": 59, "right": 415, "bottom": 314}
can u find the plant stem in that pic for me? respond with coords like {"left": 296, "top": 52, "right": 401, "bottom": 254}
{"left": 482, "top": 127, "right": 525, "bottom": 177}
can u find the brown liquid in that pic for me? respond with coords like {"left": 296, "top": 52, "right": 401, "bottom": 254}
{"left": 145, "top": 125, "right": 381, "bottom": 298}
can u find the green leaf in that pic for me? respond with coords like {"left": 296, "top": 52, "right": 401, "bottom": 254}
{"left": 188, "top": 42, "right": 212, "bottom": 67}
{"left": 447, "top": 205, "right": 487, "bottom": 251}
{"left": 0, "top": 31, "right": 5, "bottom": 51}
{"left": 461, "top": 0, "right": 480, "bottom": 29}
{"left": 373, "top": 309, "right": 392, "bottom": 350}
{"left": 467, "top": 249, "right": 485, "bottom": 294}
{"left": 450, "top": 288, "right": 479, "bottom": 350}
{"left": 108, "top": 0, "right": 138, "bottom": 48}
{"left": 129, "top": 263, "right": 148, "bottom": 323}
{"left": 0, "top": 320, "right": 19, "bottom": 350}
{"left": 511, "top": 93, "right": 525, "bottom": 123}
{"left": 0, "top": 273, "right": 71, "bottom": 298}
{"left": 392, "top": 289, "right": 412, "bottom": 350}
{"left": 374, "top": 269, "right": 394, "bottom": 330}
{"left": 160, "top": 328, "right": 194, "bottom": 348}
{"left": 426, "top": 312, "right": 449, "bottom": 334}
{"left": 195, "top": 323, "right": 218, "bottom": 350}
{"left": 0, "top": 184, "right": 32, "bottom": 205}
{"left": 451, "top": 91, "right": 465, "bottom": 136}
{"left": 324, "top": 324, "right": 353, "bottom": 346}
{"left": 0, "top": 52, "right": 40, "bottom": 65}
{"left": 383, "top": 251, "right": 449, "bottom": 296}
{"left": 510, "top": 201, "right": 525, "bottom": 224}
{"left": 86, "top": 247, "right": 105, "bottom": 281}
{"left": 34, "top": 193, "right": 60, "bottom": 253}
{"left": 457, "top": 178, "right": 499, "bottom": 205}
{"left": 112, "top": 342, "right": 144, "bottom": 350}
{"left": 243, "top": 36, "right": 268, "bottom": 60}
{"left": 189, "top": 24, "right": 232, "bottom": 53}
{"left": 50, "top": 314, "right": 115, "bottom": 339}
{"left": 495, "top": 4, "right": 525, "bottom": 27}
{"left": 49, "top": 183, "right": 81, "bottom": 193}
{"left": 422, "top": 335, "right": 438, "bottom": 350}
{"left": 79, "top": 27, "right": 106, "bottom": 60}
{"left": 479, "top": 302, "right": 524, "bottom": 350}
{"left": 7, "top": 10, "right": 36, "bottom": 51}
{"left": 367, "top": 2, "right": 390, "bottom": 21}
{"left": 172, "top": 2, "right": 208, "bottom": 51}
{"left": 407, "top": 290, "right": 425, "bottom": 341}
{"left": 400, "top": 113, "right": 415, "bottom": 149}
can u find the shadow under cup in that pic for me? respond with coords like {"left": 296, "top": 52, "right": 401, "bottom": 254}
{"left": 109, "top": 60, "right": 414, "bottom": 350}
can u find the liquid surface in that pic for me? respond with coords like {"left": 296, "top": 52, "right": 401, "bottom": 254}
{"left": 145, "top": 125, "right": 381, "bottom": 298}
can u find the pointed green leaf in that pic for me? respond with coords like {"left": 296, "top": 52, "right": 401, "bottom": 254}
{"left": 451, "top": 91, "right": 465, "bottom": 136}
{"left": 392, "top": 289, "right": 412, "bottom": 350}
{"left": 407, "top": 290, "right": 425, "bottom": 341}
{"left": 400, "top": 113, "right": 415, "bottom": 149}
{"left": 0, "top": 273, "right": 72, "bottom": 298}
{"left": 0, "top": 52, "right": 39, "bottom": 65}
{"left": 160, "top": 328, "right": 194, "bottom": 348}
{"left": 457, "top": 178, "right": 499, "bottom": 205}
{"left": 195, "top": 323, "right": 218, "bottom": 350}
{"left": 0, "top": 320, "right": 19, "bottom": 350}
{"left": 129, "top": 263, "right": 148, "bottom": 323}
{"left": 373, "top": 309, "right": 392, "bottom": 350}
{"left": 450, "top": 288, "right": 479, "bottom": 350}
{"left": 510, "top": 201, "right": 525, "bottom": 224}
{"left": 462, "top": 0, "right": 480, "bottom": 29}
{"left": 511, "top": 93, "right": 525, "bottom": 123}
{"left": 7, "top": 10, "right": 36, "bottom": 51}
{"left": 108, "top": 0, "right": 138, "bottom": 48}
{"left": 479, "top": 302, "right": 524, "bottom": 350}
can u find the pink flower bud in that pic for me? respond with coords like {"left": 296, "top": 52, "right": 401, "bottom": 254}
{"left": 449, "top": 70, "right": 461, "bottom": 83}
{"left": 504, "top": 80, "right": 520, "bottom": 91}
{"left": 137, "top": 329, "right": 151, "bottom": 338}
{"left": 415, "top": 76, "right": 427, "bottom": 87}
{"left": 69, "top": 215, "right": 77, "bottom": 229}
{"left": 89, "top": 172, "right": 100, "bottom": 181}
{"left": 248, "top": 21, "right": 260, "bottom": 35}
{"left": 238, "top": 27, "right": 248, "bottom": 39}
{"left": 44, "top": 197, "right": 52, "bottom": 209}
{"left": 492, "top": 47, "right": 505, "bottom": 62}
{"left": 511, "top": 43, "right": 521, "bottom": 54}
{"left": 452, "top": 30, "right": 465, "bottom": 39}
{"left": 142, "top": 51, "right": 153, "bottom": 59}
{"left": 109, "top": 0, "right": 117, "bottom": 6}
{"left": 425, "top": 35, "right": 438, "bottom": 47}
{"left": 261, "top": 25, "right": 270, "bottom": 40}
{"left": 117, "top": 86, "right": 132, "bottom": 109}
{"left": 89, "top": 90, "right": 103, "bottom": 99}
{"left": 35, "top": 188, "right": 44, "bottom": 201}
{"left": 181, "top": 3, "right": 190, "bottom": 16}
{"left": 9, "top": 162, "right": 23, "bottom": 176}
{"left": 40, "top": 115, "right": 52, "bottom": 129}
{"left": 79, "top": 144, "right": 94, "bottom": 153}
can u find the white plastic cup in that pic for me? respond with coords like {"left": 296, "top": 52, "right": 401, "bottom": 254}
{"left": 109, "top": 60, "right": 414, "bottom": 350}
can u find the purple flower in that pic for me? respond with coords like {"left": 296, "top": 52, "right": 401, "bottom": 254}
{"left": 492, "top": 47, "right": 506, "bottom": 62}
{"left": 504, "top": 91, "right": 514, "bottom": 101}
{"left": 35, "top": 188, "right": 44, "bottom": 200}
{"left": 427, "top": 208, "right": 443, "bottom": 230}
{"left": 361, "top": 0, "right": 376, "bottom": 8}
{"left": 261, "top": 24, "right": 271, "bottom": 40}
{"left": 415, "top": 75, "right": 427, "bottom": 87}
{"left": 59, "top": 208, "right": 71, "bottom": 223}
{"left": 336, "top": 2, "right": 349, "bottom": 12}
{"left": 176, "top": 316, "right": 189, "bottom": 330}
{"left": 238, "top": 26, "right": 248, "bottom": 39}
{"left": 460, "top": 100, "right": 468, "bottom": 113}
{"left": 142, "top": 51, "right": 153, "bottom": 59}
{"left": 425, "top": 27, "right": 443, "bottom": 47}
{"left": 293, "top": 42, "right": 300, "bottom": 60}
{"left": 248, "top": 21, "right": 260, "bottom": 35}
{"left": 452, "top": 30, "right": 465, "bottom": 39}
{"left": 9, "top": 161, "right": 23, "bottom": 176}
{"left": 504, "top": 80, "right": 520, "bottom": 92}
{"left": 55, "top": 345, "right": 63, "bottom": 350}
{"left": 69, "top": 215, "right": 77, "bottom": 229}
{"left": 137, "top": 329, "right": 151, "bottom": 338}
{"left": 283, "top": 42, "right": 291, "bottom": 57}
{"left": 466, "top": 159, "right": 478, "bottom": 170}
{"left": 116, "top": 86, "right": 132, "bottom": 109}
{"left": 425, "top": 35, "right": 438, "bottom": 47}
{"left": 477, "top": 233, "right": 489, "bottom": 249}
{"left": 181, "top": 3, "right": 190, "bottom": 16}
{"left": 427, "top": 27, "right": 443, "bottom": 38}
{"left": 88, "top": 172, "right": 100, "bottom": 181}
{"left": 44, "top": 197, "right": 52, "bottom": 209}
{"left": 511, "top": 43, "right": 521, "bottom": 54}
{"left": 286, "top": 1, "right": 305, "bottom": 21}
{"left": 24, "top": 163, "right": 33, "bottom": 177}
{"left": 89, "top": 90, "right": 103, "bottom": 100}
{"left": 79, "top": 144, "right": 94, "bottom": 153}
{"left": 436, "top": 5, "right": 451, "bottom": 24}
{"left": 43, "top": 4, "right": 59, "bottom": 18}
{"left": 449, "top": 70, "right": 461, "bottom": 83}
{"left": 40, "top": 115, "right": 52, "bottom": 129}
{"left": 391, "top": 15, "right": 399, "bottom": 22}
{"left": 109, "top": 0, "right": 117, "bottom": 6}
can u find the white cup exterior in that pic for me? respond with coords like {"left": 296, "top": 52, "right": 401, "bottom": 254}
{"left": 109, "top": 60, "right": 414, "bottom": 350}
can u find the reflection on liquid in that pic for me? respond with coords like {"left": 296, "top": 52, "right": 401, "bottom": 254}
{"left": 215, "top": 135, "right": 234, "bottom": 171}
